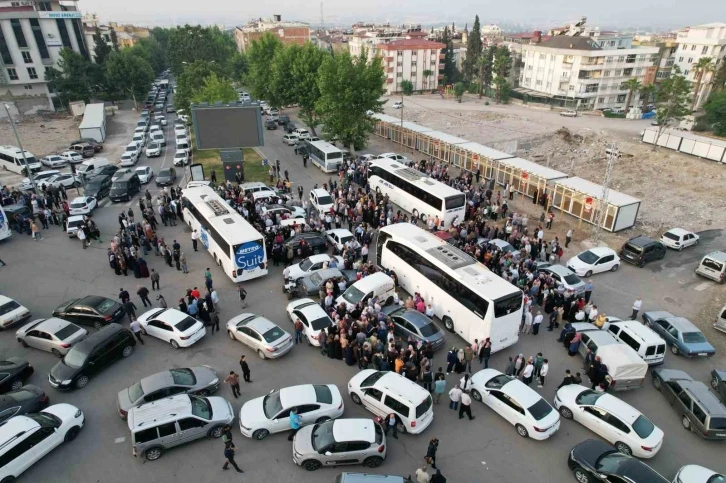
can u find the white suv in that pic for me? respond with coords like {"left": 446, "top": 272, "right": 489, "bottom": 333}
{"left": 0, "top": 404, "right": 85, "bottom": 481}
{"left": 309, "top": 188, "right": 334, "bottom": 215}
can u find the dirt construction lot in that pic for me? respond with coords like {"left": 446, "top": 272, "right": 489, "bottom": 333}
{"left": 383, "top": 94, "right": 726, "bottom": 238}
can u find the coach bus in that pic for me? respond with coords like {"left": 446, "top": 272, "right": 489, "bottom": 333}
{"left": 305, "top": 139, "right": 343, "bottom": 173}
{"left": 0, "top": 205, "right": 10, "bottom": 241}
{"left": 377, "top": 223, "right": 523, "bottom": 353}
{"left": 368, "top": 158, "right": 465, "bottom": 228}
{"left": 181, "top": 185, "right": 268, "bottom": 282}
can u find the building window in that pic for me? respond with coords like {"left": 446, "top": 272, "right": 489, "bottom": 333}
{"left": 684, "top": 69, "right": 689, "bottom": 76}
{"left": 635, "top": 68, "right": 642, "bottom": 75}
{"left": 56, "top": 19, "right": 72, "bottom": 49}
{"left": 688, "top": 57, "right": 693, "bottom": 63}
{"left": 71, "top": 19, "right": 88, "bottom": 59}
{"left": 598, "top": 97, "right": 605, "bottom": 103}
{"left": 535, "top": 80, "right": 542, "bottom": 86}
{"left": 569, "top": 85, "right": 574, "bottom": 91}
{"left": 691, "top": 45, "right": 696, "bottom": 51}
{"left": 21, "top": 51, "right": 31, "bottom": 64}
{"left": 616, "top": 94, "right": 626, "bottom": 102}
{"left": 38, "top": 1, "right": 52, "bottom": 11}
{"left": 27, "top": 67, "right": 37, "bottom": 79}
{"left": 10, "top": 19, "right": 27, "bottom": 48}
{"left": 6, "top": 68, "right": 18, "bottom": 80}
{"left": 29, "top": 19, "right": 49, "bottom": 59}
{"left": 23, "top": 85, "right": 32, "bottom": 90}
{"left": 397, "top": 50, "right": 403, "bottom": 56}
{"left": 615, "top": 70, "right": 622, "bottom": 76}
{"left": 678, "top": 57, "right": 684, "bottom": 62}
{"left": 702, "top": 46, "right": 709, "bottom": 54}
{"left": 546, "top": 82, "right": 551, "bottom": 89}
{"left": 0, "top": 25, "right": 13, "bottom": 65}
{"left": 624, "top": 68, "right": 633, "bottom": 75}
{"left": 617, "top": 56, "right": 625, "bottom": 62}
{"left": 604, "top": 71, "right": 610, "bottom": 77}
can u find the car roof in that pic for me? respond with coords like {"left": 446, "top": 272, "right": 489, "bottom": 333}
{"left": 73, "top": 323, "right": 125, "bottom": 352}
{"left": 665, "top": 228, "right": 691, "bottom": 236}
{"left": 71, "top": 196, "right": 91, "bottom": 203}
{"left": 128, "top": 394, "right": 193, "bottom": 429}
{"left": 582, "top": 331, "right": 619, "bottom": 345}
{"left": 151, "top": 308, "right": 189, "bottom": 325}
{"left": 372, "top": 371, "right": 430, "bottom": 404}
{"left": 585, "top": 246, "right": 616, "bottom": 257}
{"left": 473, "top": 369, "right": 542, "bottom": 406}
{"left": 663, "top": 316, "right": 700, "bottom": 332}
{"left": 681, "top": 382, "right": 726, "bottom": 415}
{"left": 311, "top": 188, "right": 331, "bottom": 197}
{"left": 141, "top": 370, "right": 176, "bottom": 392}
{"left": 595, "top": 394, "right": 643, "bottom": 424}
{"left": 704, "top": 251, "right": 726, "bottom": 263}
{"left": 327, "top": 229, "right": 353, "bottom": 237}
{"left": 294, "top": 301, "right": 329, "bottom": 318}
{"left": 543, "top": 264, "right": 577, "bottom": 276}
{"left": 627, "top": 236, "right": 658, "bottom": 246}
{"left": 388, "top": 308, "right": 432, "bottom": 328}
{"left": 311, "top": 268, "right": 343, "bottom": 280}
{"left": 31, "top": 317, "right": 73, "bottom": 334}
{"left": 307, "top": 254, "right": 333, "bottom": 263}
{"left": 280, "top": 384, "right": 317, "bottom": 407}
{"left": 332, "top": 419, "right": 376, "bottom": 443}
{"left": 135, "top": 166, "right": 150, "bottom": 172}
{"left": 67, "top": 215, "right": 85, "bottom": 222}
{"left": 246, "top": 315, "right": 277, "bottom": 333}
{"left": 0, "top": 415, "right": 39, "bottom": 441}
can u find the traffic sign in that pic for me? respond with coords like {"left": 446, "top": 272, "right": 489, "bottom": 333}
{"left": 584, "top": 197, "right": 593, "bottom": 212}
{"left": 522, "top": 172, "right": 529, "bottom": 180}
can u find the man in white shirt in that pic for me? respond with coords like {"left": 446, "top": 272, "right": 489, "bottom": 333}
{"left": 631, "top": 297, "right": 642, "bottom": 320}
{"left": 521, "top": 360, "right": 534, "bottom": 385}
{"left": 415, "top": 465, "right": 431, "bottom": 483}
{"left": 533, "top": 311, "right": 544, "bottom": 335}
{"left": 458, "top": 391, "right": 474, "bottom": 420}
{"left": 448, "top": 384, "right": 462, "bottom": 410}
{"left": 190, "top": 230, "right": 199, "bottom": 251}
{"left": 589, "top": 305, "right": 599, "bottom": 322}
{"left": 538, "top": 360, "right": 549, "bottom": 388}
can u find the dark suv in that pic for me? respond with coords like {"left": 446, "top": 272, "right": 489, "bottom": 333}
{"left": 285, "top": 232, "right": 328, "bottom": 255}
{"left": 84, "top": 175, "right": 112, "bottom": 199}
{"left": 619, "top": 236, "right": 666, "bottom": 267}
{"left": 568, "top": 439, "right": 668, "bottom": 483}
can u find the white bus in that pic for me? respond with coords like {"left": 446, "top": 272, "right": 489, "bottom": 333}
{"left": 0, "top": 205, "right": 11, "bottom": 241}
{"left": 377, "top": 223, "right": 523, "bottom": 353}
{"left": 368, "top": 158, "right": 466, "bottom": 228}
{"left": 0, "top": 145, "right": 41, "bottom": 174}
{"left": 305, "top": 140, "right": 343, "bottom": 173}
{"left": 181, "top": 186, "right": 268, "bottom": 282}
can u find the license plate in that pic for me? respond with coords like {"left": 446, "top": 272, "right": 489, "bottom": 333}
{"left": 698, "top": 353, "right": 708, "bottom": 356}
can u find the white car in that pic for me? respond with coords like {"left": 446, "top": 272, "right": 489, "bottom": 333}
{"left": 283, "top": 254, "right": 345, "bottom": 282}
{"left": 282, "top": 134, "right": 299, "bottom": 146}
{"left": 0, "top": 295, "right": 31, "bottom": 330}
{"left": 133, "top": 126, "right": 146, "bottom": 136}
{"left": 59, "top": 151, "right": 84, "bottom": 164}
{"left": 123, "top": 143, "right": 140, "bottom": 162}
{"left": 156, "top": 116, "right": 168, "bottom": 126}
{"left": 66, "top": 215, "right": 85, "bottom": 237}
{"left": 137, "top": 308, "right": 206, "bottom": 349}
{"left": 46, "top": 174, "right": 81, "bottom": 189}
{"left": 377, "top": 152, "right": 409, "bottom": 163}
{"left": 661, "top": 228, "right": 699, "bottom": 251}
{"left": 392, "top": 101, "right": 403, "bottom": 109}
{"left": 150, "top": 131, "right": 166, "bottom": 146}
{"left": 0, "top": 404, "right": 84, "bottom": 482}
{"left": 225, "top": 314, "right": 293, "bottom": 359}
{"left": 567, "top": 247, "right": 621, "bottom": 277}
{"left": 554, "top": 384, "right": 664, "bottom": 458}
{"left": 16, "top": 317, "right": 88, "bottom": 357}
{"left": 175, "top": 133, "right": 189, "bottom": 145}
{"left": 673, "top": 465, "right": 723, "bottom": 483}
{"left": 68, "top": 196, "right": 97, "bottom": 216}
{"left": 560, "top": 110, "right": 577, "bottom": 117}
{"left": 238, "top": 384, "right": 344, "bottom": 440}
{"left": 326, "top": 229, "right": 354, "bottom": 253}
{"left": 469, "top": 369, "right": 560, "bottom": 440}
{"left": 119, "top": 153, "right": 137, "bottom": 167}
{"left": 132, "top": 133, "right": 146, "bottom": 148}
{"left": 173, "top": 150, "right": 189, "bottom": 166}
{"left": 135, "top": 166, "right": 153, "bottom": 184}
{"left": 40, "top": 155, "right": 66, "bottom": 168}
{"left": 112, "top": 168, "right": 133, "bottom": 182}
{"left": 145, "top": 142, "right": 162, "bottom": 158}
{"left": 310, "top": 188, "right": 334, "bottom": 215}
{"left": 285, "top": 299, "right": 334, "bottom": 346}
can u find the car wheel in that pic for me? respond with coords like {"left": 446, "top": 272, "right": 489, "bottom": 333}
{"left": 385, "top": 296, "right": 394, "bottom": 306}
{"left": 572, "top": 466, "right": 592, "bottom": 483}
{"left": 209, "top": 426, "right": 224, "bottom": 438}
{"left": 559, "top": 406, "right": 573, "bottom": 419}
{"left": 638, "top": 260, "right": 645, "bottom": 268}
{"left": 363, "top": 456, "right": 383, "bottom": 468}
{"left": 350, "top": 392, "right": 362, "bottom": 405}
{"left": 10, "top": 379, "right": 23, "bottom": 391}
{"left": 682, "top": 415, "right": 691, "bottom": 431}
{"left": 64, "top": 426, "right": 81, "bottom": 443}
{"left": 671, "top": 344, "right": 679, "bottom": 355}
{"left": 652, "top": 376, "right": 662, "bottom": 391}
{"left": 145, "top": 447, "right": 163, "bottom": 461}
{"left": 17, "top": 338, "right": 28, "bottom": 348}
{"left": 615, "top": 442, "right": 631, "bottom": 455}
{"left": 171, "top": 340, "right": 180, "bottom": 349}
{"left": 141, "top": 326, "right": 147, "bottom": 335}
{"left": 712, "top": 377, "right": 719, "bottom": 389}
{"left": 302, "top": 459, "right": 321, "bottom": 471}
{"left": 1, "top": 476, "right": 16, "bottom": 483}
{"left": 198, "top": 389, "right": 210, "bottom": 396}
{"left": 121, "top": 345, "right": 134, "bottom": 357}
{"left": 443, "top": 316, "right": 454, "bottom": 333}
{"left": 695, "top": 238, "right": 699, "bottom": 245}
{"left": 515, "top": 424, "right": 529, "bottom": 438}
{"left": 257, "top": 350, "right": 266, "bottom": 359}
{"left": 610, "top": 264, "right": 619, "bottom": 272}
{"left": 584, "top": 270, "right": 592, "bottom": 278}
{"left": 76, "top": 375, "right": 90, "bottom": 389}
{"left": 51, "top": 348, "right": 63, "bottom": 358}
{"left": 253, "top": 429, "right": 269, "bottom": 440}
{"left": 228, "top": 330, "right": 235, "bottom": 340}
{"left": 315, "top": 416, "right": 330, "bottom": 424}
{"left": 678, "top": 244, "right": 684, "bottom": 251}
{"left": 420, "top": 212, "right": 427, "bottom": 222}
{"left": 93, "top": 321, "right": 103, "bottom": 330}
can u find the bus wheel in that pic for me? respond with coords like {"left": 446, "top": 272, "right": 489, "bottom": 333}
{"left": 443, "top": 316, "right": 454, "bottom": 332}
{"left": 420, "top": 212, "right": 427, "bottom": 222}
{"left": 412, "top": 209, "right": 419, "bottom": 219}
{"left": 375, "top": 187, "right": 381, "bottom": 195}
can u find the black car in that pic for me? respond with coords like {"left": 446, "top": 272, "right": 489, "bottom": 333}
{"left": 0, "top": 384, "right": 49, "bottom": 423}
{"left": 156, "top": 167, "right": 177, "bottom": 186}
{"left": 49, "top": 324, "right": 136, "bottom": 390}
{"left": 380, "top": 306, "right": 447, "bottom": 352}
{"left": 285, "top": 232, "right": 328, "bottom": 256}
{"left": 265, "top": 119, "right": 278, "bottom": 130}
{"left": 84, "top": 165, "right": 119, "bottom": 182}
{"left": 52, "top": 295, "right": 126, "bottom": 330}
{"left": 277, "top": 115, "right": 291, "bottom": 126}
{"left": 0, "top": 357, "right": 34, "bottom": 394}
{"left": 619, "top": 236, "right": 666, "bottom": 268}
{"left": 84, "top": 175, "right": 112, "bottom": 199}
{"left": 69, "top": 139, "right": 103, "bottom": 152}
{"left": 567, "top": 439, "right": 668, "bottom": 483}
{"left": 285, "top": 123, "right": 297, "bottom": 134}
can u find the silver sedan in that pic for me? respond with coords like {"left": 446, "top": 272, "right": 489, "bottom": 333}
{"left": 226, "top": 314, "right": 293, "bottom": 359}
{"left": 16, "top": 318, "right": 88, "bottom": 357}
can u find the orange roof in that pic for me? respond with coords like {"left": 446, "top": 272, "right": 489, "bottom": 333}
{"left": 377, "top": 39, "right": 445, "bottom": 50}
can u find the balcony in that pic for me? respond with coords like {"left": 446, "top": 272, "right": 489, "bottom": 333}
{"left": 438, "top": 74, "right": 444, "bottom": 80}
{"left": 439, "top": 54, "right": 445, "bottom": 60}
{"left": 438, "top": 63, "right": 444, "bottom": 70}
{"left": 386, "top": 78, "right": 393, "bottom": 83}
{"left": 386, "top": 67, "right": 393, "bottom": 73}
{"left": 386, "top": 57, "right": 393, "bottom": 62}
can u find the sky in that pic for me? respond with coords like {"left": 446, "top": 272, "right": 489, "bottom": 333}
{"left": 86, "top": 0, "right": 726, "bottom": 31}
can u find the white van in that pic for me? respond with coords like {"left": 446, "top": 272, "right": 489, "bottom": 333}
{"left": 176, "top": 141, "right": 190, "bottom": 153}
{"left": 695, "top": 251, "right": 726, "bottom": 283}
{"left": 348, "top": 369, "right": 434, "bottom": 434}
{"left": 77, "top": 157, "right": 110, "bottom": 176}
{"left": 336, "top": 272, "right": 396, "bottom": 309}
{"left": 606, "top": 321, "right": 666, "bottom": 365}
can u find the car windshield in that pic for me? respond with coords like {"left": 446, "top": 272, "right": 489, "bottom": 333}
{"left": 575, "top": 389, "right": 604, "bottom": 405}
{"left": 595, "top": 452, "right": 630, "bottom": 473}
{"left": 190, "top": 396, "right": 212, "bottom": 420}
{"left": 148, "top": 143, "right": 159, "bottom": 149}
{"left": 170, "top": 368, "right": 196, "bottom": 386}
{"left": 27, "top": 413, "right": 60, "bottom": 429}
{"left": 263, "top": 391, "right": 283, "bottom": 419}
{"left": 682, "top": 331, "right": 707, "bottom": 343}
{"left": 317, "top": 195, "right": 333, "bottom": 205}
{"left": 624, "top": 243, "right": 643, "bottom": 254}
{"left": 175, "top": 317, "right": 198, "bottom": 333}
{"left": 299, "top": 258, "right": 313, "bottom": 272}
{"left": 702, "top": 258, "right": 724, "bottom": 271}
{"left": 631, "top": 415, "right": 655, "bottom": 438}
{"left": 527, "top": 399, "right": 554, "bottom": 421}
{"left": 262, "top": 327, "right": 285, "bottom": 343}
{"left": 63, "top": 347, "right": 88, "bottom": 368}
{"left": 310, "top": 317, "right": 332, "bottom": 331}
{"left": 577, "top": 251, "right": 600, "bottom": 264}
{"left": 361, "top": 371, "right": 386, "bottom": 387}
{"left": 87, "top": 179, "right": 104, "bottom": 189}
{"left": 663, "top": 232, "right": 680, "bottom": 241}
{"left": 159, "top": 169, "right": 171, "bottom": 177}
{"left": 54, "top": 324, "right": 82, "bottom": 340}
{"left": 564, "top": 274, "right": 582, "bottom": 285}
{"left": 125, "top": 146, "right": 136, "bottom": 152}
{"left": 342, "top": 285, "right": 365, "bottom": 304}
{"left": 311, "top": 420, "right": 336, "bottom": 451}
{"left": 96, "top": 299, "right": 117, "bottom": 314}
{"left": 418, "top": 322, "right": 440, "bottom": 337}
{"left": 128, "top": 380, "right": 144, "bottom": 402}
{"left": 314, "top": 385, "right": 333, "bottom": 404}
{"left": 70, "top": 201, "right": 86, "bottom": 208}
{"left": 0, "top": 300, "right": 20, "bottom": 315}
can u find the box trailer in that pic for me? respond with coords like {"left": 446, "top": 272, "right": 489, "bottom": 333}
{"left": 78, "top": 103, "right": 106, "bottom": 142}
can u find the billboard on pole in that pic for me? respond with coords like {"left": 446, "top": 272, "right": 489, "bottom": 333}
{"left": 191, "top": 103, "right": 264, "bottom": 150}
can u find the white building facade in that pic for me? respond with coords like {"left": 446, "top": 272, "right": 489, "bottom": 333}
{"left": 375, "top": 39, "right": 444, "bottom": 95}
{"left": 674, "top": 23, "right": 726, "bottom": 110}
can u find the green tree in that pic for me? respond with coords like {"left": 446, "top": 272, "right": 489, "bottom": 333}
{"left": 229, "top": 52, "right": 248, "bottom": 83}
{"left": 289, "top": 43, "right": 327, "bottom": 134}
{"left": 492, "top": 47, "right": 512, "bottom": 103}
{"left": 422, "top": 69, "right": 434, "bottom": 91}
{"left": 623, "top": 78, "right": 642, "bottom": 113}
{"left": 704, "top": 90, "right": 726, "bottom": 135}
{"left": 167, "top": 25, "right": 236, "bottom": 75}
{"left": 174, "top": 60, "right": 223, "bottom": 112}
{"left": 246, "top": 32, "right": 283, "bottom": 102}
{"left": 453, "top": 81, "right": 466, "bottom": 102}
{"left": 150, "top": 27, "right": 171, "bottom": 53}
{"left": 109, "top": 30, "right": 119, "bottom": 52}
{"left": 440, "top": 26, "right": 457, "bottom": 85}
{"left": 268, "top": 44, "right": 301, "bottom": 109}
{"left": 713, "top": 61, "right": 726, "bottom": 93}
{"left": 105, "top": 49, "right": 155, "bottom": 109}
{"left": 481, "top": 46, "right": 495, "bottom": 97}
{"left": 691, "top": 57, "right": 715, "bottom": 110}
{"left": 92, "top": 26, "right": 112, "bottom": 65}
{"left": 463, "top": 15, "right": 482, "bottom": 82}
{"left": 191, "top": 72, "right": 238, "bottom": 105}
{"left": 45, "top": 48, "right": 99, "bottom": 103}
{"left": 400, "top": 79, "right": 414, "bottom": 95}
{"left": 316, "top": 51, "right": 385, "bottom": 152}
{"left": 130, "top": 38, "right": 167, "bottom": 74}
{"left": 652, "top": 65, "right": 692, "bottom": 150}
{"left": 639, "top": 83, "right": 656, "bottom": 110}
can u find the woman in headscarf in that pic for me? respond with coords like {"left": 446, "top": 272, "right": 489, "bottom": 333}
{"left": 568, "top": 332, "right": 582, "bottom": 356}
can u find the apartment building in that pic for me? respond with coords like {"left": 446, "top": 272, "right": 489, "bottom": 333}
{"left": 519, "top": 36, "right": 659, "bottom": 110}
{"left": 674, "top": 23, "right": 726, "bottom": 110}
{"left": 234, "top": 15, "right": 309, "bottom": 53}
{"left": 375, "top": 39, "right": 444, "bottom": 95}
{"left": 82, "top": 13, "right": 111, "bottom": 62}
{"left": 348, "top": 28, "right": 430, "bottom": 62}
{"left": 0, "top": 0, "right": 89, "bottom": 114}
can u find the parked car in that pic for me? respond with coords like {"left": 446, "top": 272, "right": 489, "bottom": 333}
{"left": 59, "top": 150, "right": 84, "bottom": 164}
{"left": 137, "top": 308, "right": 206, "bottom": 349}
{"left": 0, "top": 358, "right": 34, "bottom": 393}
{"left": 642, "top": 311, "right": 716, "bottom": 357}
{"left": 84, "top": 164, "right": 118, "bottom": 182}
{"left": 539, "top": 265, "right": 586, "bottom": 295}
{"left": 560, "top": 110, "right": 577, "bottom": 117}
{"left": 651, "top": 368, "right": 726, "bottom": 440}
{"left": 66, "top": 215, "right": 85, "bottom": 237}
{"left": 265, "top": 119, "right": 278, "bottom": 130}
{"left": 135, "top": 166, "right": 154, "bottom": 184}
{"left": 52, "top": 295, "right": 126, "bottom": 329}
{"left": 283, "top": 134, "right": 299, "bottom": 145}
{"left": 619, "top": 236, "right": 666, "bottom": 267}
{"left": 68, "top": 196, "right": 97, "bottom": 216}
{"left": 117, "top": 366, "right": 220, "bottom": 419}
{"left": 711, "top": 370, "right": 726, "bottom": 404}
{"left": 84, "top": 175, "right": 112, "bottom": 199}
{"left": 293, "top": 418, "right": 385, "bottom": 471}
{"left": 326, "top": 229, "right": 355, "bottom": 253}
{"left": 285, "top": 232, "right": 329, "bottom": 257}
{"left": 661, "top": 228, "right": 699, "bottom": 251}
{"left": 145, "top": 142, "right": 162, "bottom": 158}
{"left": 0, "top": 295, "right": 31, "bottom": 330}
{"left": 478, "top": 238, "right": 521, "bottom": 260}
{"left": 277, "top": 114, "right": 291, "bottom": 126}
{"left": 69, "top": 138, "right": 102, "bottom": 152}
{"left": 123, "top": 142, "right": 140, "bottom": 162}
{"left": 226, "top": 313, "right": 293, "bottom": 359}
{"left": 155, "top": 167, "right": 177, "bottom": 186}
{"left": 173, "top": 149, "right": 189, "bottom": 166}
{"left": 16, "top": 318, "right": 88, "bottom": 357}
{"left": 283, "top": 255, "right": 346, "bottom": 283}
{"left": 673, "top": 465, "right": 724, "bottom": 483}
{"left": 567, "top": 439, "right": 668, "bottom": 483}
{"left": 287, "top": 268, "right": 358, "bottom": 299}
{"left": 46, "top": 174, "right": 81, "bottom": 189}
{"left": 112, "top": 167, "right": 133, "bottom": 182}
{"left": 567, "top": 247, "right": 620, "bottom": 277}
{"left": 40, "top": 155, "right": 66, "bottom": 168}
{"left": 379, "top": 306, "right": 447, "bottom": 352}
{"left": 310, "top": 188, "right": 334, "bottom": 215}
{"left": 392, "top": 101, "right": 403, "bottom": 109}
{"left": 239, "top": 384, "right": 344, "bottom": 440}
{"left": 377, "top": 153, "right": 409, "bottom": 163}
{"left": 285, "top": 299, "right": 335, "bottom": 345}
{"left": 0, "top": 385, "right": 49, "bottom": 423}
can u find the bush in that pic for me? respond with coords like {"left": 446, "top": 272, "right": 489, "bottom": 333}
{"left": 484, "top": 101, "right": 489, "bottom": 106}
{"left": 400, "top": 80, "right": 413, "bottom": 96}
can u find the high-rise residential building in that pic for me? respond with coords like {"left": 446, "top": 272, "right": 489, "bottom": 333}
{"left": 375, "top": 39, "right": 445, "bottom": 95}
{"left": 0, "top": 0, "right": 89, "bottom": 113}
{"left": 674, "top": 23, "right": 726, "bottom": 110}
{"left": 234, "top": 15, "right": 309, "bottom": 53}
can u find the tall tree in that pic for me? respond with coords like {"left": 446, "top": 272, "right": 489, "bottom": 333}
{"left": 191, "top": 72, "right": 238, "bottom": 105}
{"left": 691, "top": 56, "right": 715, "bottom": 110}
{"left": 422, "top": 69, "right": 434, "bottom": 91}
{"left": 316, "top": 51, "right": 385, "bottom": 152}
{"left": 167, "top": 25, "right": 236, "bottom": 76}
{"left": 463, "top": 15, "right": 482, "bottom": 82}
{"left": 289, "top": 43, "right": 327, "bottom": 134}
{"left": 92, "top": 26, "right": 112, "bottom": 65}
{"left": 150, "top": 27, "right": 171, "bottom": 53}
{"left": 652, "top": 65, "right": 691, "bottom": 150}
{"left": 44, "top": 48, "right": 99, "bottom": 103}
{"left": 623, "top": 78, "right": 642, "bottom": 113}
{"left": 229, "top": 52, "right": 248, "bottom": 83}
{"left": 639, "top": 83, "right": 657, "bottom": 110}
{"left": 703, "top": 90, "right": 726, "bottom": 136}
{"left": 246, "top": 32, "right": 283, "bottom": 102}
{"left": 440, "top": 27, "right": 457, "bottom": 85}
{"left": 268, "top": 44, "right": 301, "bottom": 109}
{"left": 130, "top": 38, "right": 167, "bottom": 74}
{"left": 712, "top": 60, "right": 726, "bottom": 93}
{"left": 174, "top": 60, "right": 223, "bottom": 112}
{"left": 105, "top": 50, "right": 155, "bottom": 109}
{"left": 109, "top": 30, "right": 119, "bottom": 52}
{"left": 453, "top": 81, "right": 466, "bottom": 102}
{"left": 481, "top": 46, "right": 495, "bottom": 97}
{"left": 492, "top": 46, "right": 512, "bottom": 103}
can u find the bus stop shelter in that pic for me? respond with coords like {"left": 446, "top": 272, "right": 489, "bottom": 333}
{"left": 492, "top": 157, "right": 568, "bottom": 201}
{"left": 550, "top": 177, "right": 641, "bottom": 232}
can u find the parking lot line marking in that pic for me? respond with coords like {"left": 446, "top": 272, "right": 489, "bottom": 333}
{"left": 694, "top": 282, "right": 711, "bottom": 292}
{"left": 114, "top": 437, "right": 125, "bottom": 443}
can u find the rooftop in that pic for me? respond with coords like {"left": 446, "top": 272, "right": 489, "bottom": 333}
{"left": 377, "top": 39, "right": 445, "bottom": 50}
{"left": 537, "top": 36, "right": 603, "bottom": 51}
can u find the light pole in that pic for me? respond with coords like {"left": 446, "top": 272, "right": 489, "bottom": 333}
{"left": 4, "top": 103, "right": 38, "bottom": 193}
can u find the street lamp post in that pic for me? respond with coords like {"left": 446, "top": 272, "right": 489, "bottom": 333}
{"left": 4, "top": 103, "right": 38, "bottom": 193}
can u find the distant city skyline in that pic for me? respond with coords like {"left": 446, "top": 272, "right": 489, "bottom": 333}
{"left": 87, "top": 0, "right": 726, "bottom": 33}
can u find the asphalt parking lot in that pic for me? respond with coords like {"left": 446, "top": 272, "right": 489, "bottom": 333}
{"left": 1, "top": 107, "right": 725, "bottom": 483}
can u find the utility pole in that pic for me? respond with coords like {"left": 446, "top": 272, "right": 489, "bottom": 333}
{"left": 400, "top": 95, "right": 404, "bottom": 127}
{"left": 591, "top": 142, "right": 617, "bottom": 244}
{"left": 4, "top": 103, "right": 37, "bottom": 193}
{"left": 319, "top": 2, "right": 325, "bottom": 35}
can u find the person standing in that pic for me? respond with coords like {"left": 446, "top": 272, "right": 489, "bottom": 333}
{"left": 239, "top": 355, "right": 252, "bottom": 383}
{"left": 137, "top": 285, "right": 152, "bottom": 308}
{"left": 558, "top": 370, "right": 574, "bottom": 389}
{"left": 150, "top": 269, "right": 160, "bottom": 291}
{"left": 287, "top": 408, "right": 302, "bottom": 441}
{"left": 191, "top": 230, "right": 199, "bottom": 252}
{"left": 463, "top": 345, "right": 474, "bottom": 373}
{"left": 238, "top": 286, "right": 248, "bottom": 309}
{"left": 426, "top": 438, "right": 439, "bottom": 470}
{"left": 119, "top": 288, "right": 131, "bottom": 304}
{"left": 129, "top": 317, "right": 144, "bottom": 345}
{"left": 448, "top": 384, "right": 462, "bottom": 411}
{"left": 222, "top": 442, "right": 243, "bottom": 473}
{"left": 631, "top": 297, "right": 642, "bottom": 320}
{"left": 431, "top": 469, "right": 447, "bottom": 483}
{"left": 565, "top": 229, "right": 573, "bottom": 248}
{"left": 416, "top": 465, "right": 431, "bottom": 483}
{"left": 458, "top": 391, "right": 474, "bottom": 420}
{"left": 538, "top": 359, "right": 549, "bottom": 388}
{"left": 211, "top": 288, "right": 220, "bottom": 312}
{"left": 294, "top": 318, "right": 304, "bottom": 344}
{"left": 521, "top": 358, "right": 534, "bottom": 386}
{"left": 433, "top": 375, "right": 446, "bottom": 404}
{"left": 532, "top": 311, "right": 543, "bottom": 335}
{"left": 124, "top": 300, "right": 137, "bottom": 324}
{"left": 180, "top": 252, "right": 189, "bottom": 274}
{"left": 384, "top": 413, "right": 398, "bottom": 439}
{"left": 584, "top": 280, "right": 594, "bottom": 303}
{"left": 479, "top": 338, "right": 491, "bottom": 368}
{"left": 224, "top": 371, "right": 241, "bottom": 399}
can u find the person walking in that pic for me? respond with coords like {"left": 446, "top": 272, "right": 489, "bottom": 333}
{"left": 119, "top": 288, "right": 131, "bottom": 304}
{"left": 237, "top": 285, "right": 248, "bottom": 309}
{"left": 426, "top": 438, "right": 439, "bottom": 470}
{"left": 383, "top": 413, "right": 398, "bottom": 439}
{"left": 538, "top": 359, "right": 549, "bottom": 388}
{"left": 631, "top": 297, "right": 642, "bottom": 320}
{"left": 431, "top": 469, "right": 447, "bottom": 483}
{"left": 532, "top": 311, "right": 543, "bottom": 335}
{"left": 239, "top": 355, "right": 252, "bottom": 382}
{"left": 137, "top": 285, "right": 152, "bottom": 308}
{"left": 204, "top": 268, "right": 213, "bottom": 291}
{"left": 211, "top": 288, "right": 220, "bottom": 312}
{"left": 124, "top": 300, "right": 137, "bottom": 324}
{"left": 448, "top": 384, "right": 462, "bottom": 411}
{"left": 584, "top": 280, "right": 594, "bottom": 303}
{"left": 287, "top": 407, "right": 302, "bottom": 441}
{"left": 224, "top": 371, "right": 241, "bottom": 399}
{"left": 221, "top": 425, "right": 234, "bottom": 448}
{"left": 191, "top": 230, "right": 199, "bottom": 252}
{"left": 463, "top": 344, "right": 474, "bottom": 373}
{"left": 222, "top": 442, "right": 243, "bottom": 473}
{"left": 150, "top": 269, "right": 160, "bottom": 291}
{"left": 565, "top": 229, "right": 573, "bottom": 248}
{"left": 156, "top": 294, "right": 168, "bottom": 308}
{"left": 294, "top": 318, "right": 304, "bottom": 344}
{"left": 129, "top": 317, "right": 144, "bottom": 345}
{"left": 416, "top": 465, "right": 431, "bottom": 483}
{"left": 210, "top": 310, "right": 220, "bottom": 334}
{"left": 458, "top": 391, "right": 474, "bottom": 420}
{"left": 180, "top": 252, "right": 188, "bottom": 274}
{"left": 479, "top": 338, "right": 491, "bottom": 368}
{"left": 433, "top": 375, "right": 446, "bottom": 404}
